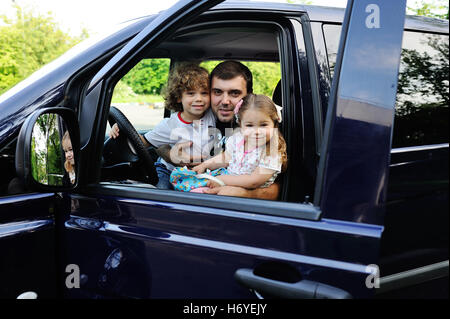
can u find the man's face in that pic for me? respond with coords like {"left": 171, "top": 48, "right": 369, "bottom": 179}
{"left": 211, "top": 76, "right": 248, "bottom": 123}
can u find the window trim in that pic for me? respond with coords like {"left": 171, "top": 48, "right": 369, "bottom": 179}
{"left": 296, "top": 17, "right": 323, "bottom": 158}
{"left": 81, "top": 16, "right": 323, "bottom": 220}
{"left": 376, "top": 260, "right": 449, "bottom": 295}
{"left": 81, "top": 183, "right": 322, "bottom": 221}
{"left": 391, "top": 143, "right": 449, "bottom": 154}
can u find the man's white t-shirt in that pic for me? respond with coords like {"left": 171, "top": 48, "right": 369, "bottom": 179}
{"left": 144, "top": 109, "right": 216, "bottom": 171}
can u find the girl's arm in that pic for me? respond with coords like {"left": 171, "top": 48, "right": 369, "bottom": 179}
{"left": 192, "top": 151, "right": 230, "bottom": 173}
{"left": 211, "top": 167, "right": 275, "bottom": 189}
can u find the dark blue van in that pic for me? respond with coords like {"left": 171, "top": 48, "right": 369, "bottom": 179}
{"left": 0, "top": 0, "right": 448, "bottom": 299}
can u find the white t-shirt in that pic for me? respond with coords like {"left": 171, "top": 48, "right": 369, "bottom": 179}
{"left": 144, "top": 109, "right": 216, "bottom": 171}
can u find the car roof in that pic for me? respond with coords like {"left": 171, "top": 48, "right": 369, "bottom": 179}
{"left": 147, "top": 1, "right": 448, "bottom": 62}
{"left": 213, "top": 1, "right": 449, "bottom": 34}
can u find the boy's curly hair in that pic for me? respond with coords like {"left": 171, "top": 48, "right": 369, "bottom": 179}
{"left": 163, "top": 63, "right": 210, "bottom": 112}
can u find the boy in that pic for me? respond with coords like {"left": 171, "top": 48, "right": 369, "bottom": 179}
{"left": 109, "top": 63, "right": 215, "bottom": 189}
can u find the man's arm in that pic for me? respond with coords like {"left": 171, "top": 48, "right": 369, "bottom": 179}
{"left": 156, "top": 144, "right": 172, "bottom": 163}
{"left": 140, "top": 135, "right": 151, "bottom": 148}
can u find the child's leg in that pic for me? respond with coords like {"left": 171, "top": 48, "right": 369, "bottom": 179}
{"left": 155, "top": 159, "right": 173, "bottom": 190}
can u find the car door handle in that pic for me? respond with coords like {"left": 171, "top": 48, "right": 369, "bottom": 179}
{"left": 234, "top": 268, "right": 352, "bottom": 299}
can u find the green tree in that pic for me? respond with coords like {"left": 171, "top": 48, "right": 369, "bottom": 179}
{"left": 122, "top": 58, "right": 170, "bottom": 95}
{"left": 0, "top": 4, "right": 87, "bottom": 95}
{"left": 407, "top": 0, "right": 449, "bottom": 19}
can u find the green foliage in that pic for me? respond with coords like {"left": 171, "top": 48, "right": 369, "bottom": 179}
{"left": 0, "top": 4, "right": 87, "bottom": 95}
{"left": 116, "top": 59, "right": 281, "bottom": 103}
{"left": 122, "top": 58, "right": 170, "bottom": 95}
{"left": 243, "top": 61, "right": 281, "bottom": 96}
{"left": 201, "top": 60, "right": 281, "bottom": 97}
{"left": 407, "top": 0, "right": 449, "bottom": 19}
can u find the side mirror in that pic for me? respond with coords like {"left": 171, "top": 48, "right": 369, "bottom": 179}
{"left": 15, "top": 107, "right": 80, "bottom": 191}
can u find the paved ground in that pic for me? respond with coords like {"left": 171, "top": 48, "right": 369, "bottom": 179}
{"left": 109, "top": 103, "right": 165, "bottom": 132}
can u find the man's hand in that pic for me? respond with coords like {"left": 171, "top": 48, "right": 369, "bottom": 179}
{"left": 192, "top": 163, "right": 207, "bottom": 174}
{"left": 169, "top": 141, "right": 204, "bottom": 167}
{"left": 109, "top": 123, "right": 120, "bottom": 139}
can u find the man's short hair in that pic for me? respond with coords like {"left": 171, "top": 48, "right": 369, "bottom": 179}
{"left": 210, "top": 60, "right": 253, "bottom": 93}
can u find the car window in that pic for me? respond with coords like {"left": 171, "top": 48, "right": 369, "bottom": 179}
{"left": 99, "top": 22, "right": 304, "bottom": 203}
{"left": 108, "top": 58, "right": 169, "bottom": 135}
{"left": 393, "top": 31, "right": 449, "bottom": 148}
{"left": 108, "top": 58, "right": 281, "bottom": 135}
{"left": 323, "top": 24, "right": 449, "bottom": 148}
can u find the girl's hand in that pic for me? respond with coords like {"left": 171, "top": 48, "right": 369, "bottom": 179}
{"left": 192, "top": 163, "right": 206, "bottom": 174}
{"left": 109, "top": 123, "right": 120, "bottom": 139}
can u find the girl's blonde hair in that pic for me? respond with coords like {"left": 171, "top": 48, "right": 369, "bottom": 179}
{"left": 62, "top": 131, "right": 74, "bottom": 173}
{"left": 237, "top": 94, "right": 288, "bottom": 172}
{"left": 163, "top": 63, "right": 210, "bottom": 112}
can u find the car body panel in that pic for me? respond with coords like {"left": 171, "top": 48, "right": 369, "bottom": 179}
{"left": 64, "top": 193, "right": 381, "bottom": 298}
{"left": 0, "top": 193, "right": 57, "bottom": 298}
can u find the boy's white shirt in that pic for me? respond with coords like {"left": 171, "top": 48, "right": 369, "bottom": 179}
{"left": 144, "top": 108, "right": 216, "bottom": 171}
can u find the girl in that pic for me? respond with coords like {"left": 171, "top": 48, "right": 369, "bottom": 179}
{"left": 193, "top": 94, "right": 287, "bottom": 190}
{"left": 62, "top": 131, "right": 76, "bottom": 185}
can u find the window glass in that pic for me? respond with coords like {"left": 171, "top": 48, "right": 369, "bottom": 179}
{"left": 394, "top": 31, "right": 449, "bottom": 147}
{"left": 109, "top": 58, "right": 169, "bottom": 133}
{"left": 322, "top": 25, "right": 449, "bottom": 148}
{"left": 101, "top": 24, "right": 295, "bottom": 203}
{"left": 322, "top": 24, "right": 341, "bottom": 79}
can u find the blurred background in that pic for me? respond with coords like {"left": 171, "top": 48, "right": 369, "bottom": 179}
{"left": 0, "top": 0, "right": 448, "bottom": 102}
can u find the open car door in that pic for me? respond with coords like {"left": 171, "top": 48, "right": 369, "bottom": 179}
{"left": 315, "top": 0, "right": 407, "bottom": 292}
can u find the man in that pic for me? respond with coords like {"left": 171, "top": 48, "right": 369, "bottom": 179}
{"left": 158, "top": 61, "right": 280, "bottom": 200}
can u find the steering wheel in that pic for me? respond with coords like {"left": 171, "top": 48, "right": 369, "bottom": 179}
{"left": 107, "top": 106, "right": 158, "bottom": 185}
